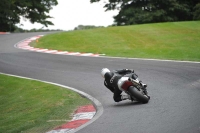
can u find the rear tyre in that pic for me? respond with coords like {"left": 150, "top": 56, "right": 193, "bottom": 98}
{"left": 128, "top": 86, "right": 149, "bottom": 104}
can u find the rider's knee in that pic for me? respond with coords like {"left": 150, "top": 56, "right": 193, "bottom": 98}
{"left": 113, "top": 96, "right": 121, "bottom": 102}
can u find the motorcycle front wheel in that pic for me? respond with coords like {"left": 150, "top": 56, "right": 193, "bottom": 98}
{"left": 128, "top": 86, "right": 149, "bottom": 104}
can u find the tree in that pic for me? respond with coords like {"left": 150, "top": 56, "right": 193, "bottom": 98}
{"left": 74, "top": 25, "right": 104, "bottom": 30}
{"left": 193, "top": 3, "right": 200, "bottom": 20}
{"left": 0, "top": 0, "right": 58, "bottom": 32}
{"left": 91, "top": 0, "right": 200, "bottom": 26}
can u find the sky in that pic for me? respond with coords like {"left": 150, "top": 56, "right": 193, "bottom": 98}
{"left": 17, "top": 0, "right": 119, "bottom": 31}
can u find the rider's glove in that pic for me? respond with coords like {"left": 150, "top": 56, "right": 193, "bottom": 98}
{"left": 124, "top": 69, "right": 134, "bottom": 73}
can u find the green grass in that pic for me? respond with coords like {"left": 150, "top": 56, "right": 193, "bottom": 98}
{"left": 33, "top": 21, "right": 200, "bottom": 61}
{"left": 0, "top": 74, "right": 92, "bottom": 133}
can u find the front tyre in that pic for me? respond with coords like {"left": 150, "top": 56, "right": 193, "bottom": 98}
{"left": 128, "top": 86, "right": 149, "bottom": 104}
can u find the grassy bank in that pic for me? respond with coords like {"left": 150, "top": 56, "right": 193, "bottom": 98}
{"left": 33, "top": 21, "right": 200, "bottom": 61}
{"left": 0, "top": 74, "right": 91, "bottom": 133}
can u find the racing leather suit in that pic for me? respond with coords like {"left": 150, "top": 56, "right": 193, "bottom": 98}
{"left": 104, "top": 69, "right": 135, "bottom": 102}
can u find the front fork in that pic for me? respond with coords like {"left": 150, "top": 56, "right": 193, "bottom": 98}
{"left": 129, "top": 77, "right": 148, "bottom": 96}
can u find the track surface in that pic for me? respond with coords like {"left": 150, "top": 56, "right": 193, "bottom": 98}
{"left": 1, "top": 33, "right": 200, "bottom": 133}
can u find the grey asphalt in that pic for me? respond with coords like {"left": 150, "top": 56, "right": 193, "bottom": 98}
{"left": 0, "top": 33, "right": 200, "bottom": 133}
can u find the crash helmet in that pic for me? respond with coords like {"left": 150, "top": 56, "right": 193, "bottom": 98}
{"left": 101, "top": 68, "right": 110, "bottom": 78}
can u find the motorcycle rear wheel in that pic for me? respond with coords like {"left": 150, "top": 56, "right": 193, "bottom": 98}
{"left": 128, "top": 86, "right": 149, "bottom": 104}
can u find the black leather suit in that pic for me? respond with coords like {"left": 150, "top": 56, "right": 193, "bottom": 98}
{"left": 104, "top": 69, "right": 136, "bottom": 102}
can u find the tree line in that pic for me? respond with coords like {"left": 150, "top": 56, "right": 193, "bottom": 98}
{"left": 13, "top": 26, "right": 62, "bottom": 33}
{"left": 91, "top": 0, "right": 200, "bottom": 26}
{"left": 74, "top": 25, "right": 104, "bottom": 30}
{"left": 0, "top": 0, "right": 57, "bottom": 32}
{"left": 1, "top": 0, "right": 199, "bottom": 32}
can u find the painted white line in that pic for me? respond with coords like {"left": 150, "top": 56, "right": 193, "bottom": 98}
{"left": 80, "top": 53, "right": 93, "bottom": 56}
{"left": 30, "top": 48, "right": 42, "bottom": 51}
{"left": 26, "top": 48, "right": 38, "bottom": 51}
{"left": 15, "top": 35, "right": 200, "bottom": 63}
{"left": 15, "top": 35, "right": 102, "bottom": 57}
{"left": 29, "top": 38, "right": 38, "bottom": 41}
{"left": 44, "top": 50, "right": 58, "bottom": 53}
{"left": 56, "top": 51, "right": 69, "bottom": 54}
{"left": 24, "top": 40, "right": 32, "bottom": 43}
{"left": 36, "top": 49, "right": 49, "bottom": 52}
{"left": 72, "top": 112, "right": 96, "bottom": 121}
{"left": 47, "top": 129, "right": 74, "bottom": 133}
{"left": 18, "top": 45, "right": 29, "bottom": 47}
{"left": 19, "top": 47, "right": 31, "bottom": 50}
{"left": 24, "top": 46, "right": 34, "bottom": 49}
{"left": 38, "top": 35, "right": 44, "bottom": 37}
{"left": 66, "top": 52, "right": 80, "bottom": 55}
{"left": 19, "top": 46, "right": 33, "bottom": 49}
{"left": 98, "top": 56, "right": 200, "bottom": 64}
{"left": 18, "top": 43, "right": 29, "bottom": 46}
{"left": 0, "top": 72, "right": 103, "bottom": 133}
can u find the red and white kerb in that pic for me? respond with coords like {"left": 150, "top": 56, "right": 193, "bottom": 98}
{"left": 16, "top": 35, "right": 104, "bottom": 57}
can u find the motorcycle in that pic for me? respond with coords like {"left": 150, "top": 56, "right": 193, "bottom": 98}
{"left": 117, "top": 74, "right": 150, "bottom": 103}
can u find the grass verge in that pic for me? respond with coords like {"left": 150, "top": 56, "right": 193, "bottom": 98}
{"left": 32, "top": 21, "right": 200, "bottom": 61}
{"left": 0, "top": 74, "right": 92, "bottom": 133}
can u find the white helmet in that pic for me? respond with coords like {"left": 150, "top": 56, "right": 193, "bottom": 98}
{"left": 101, "top": 68, "right": 110, "bottom": 78}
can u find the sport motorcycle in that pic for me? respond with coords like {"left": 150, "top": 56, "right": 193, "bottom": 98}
{"left": 117, "top": 74, "right": 150, "bottom": 103}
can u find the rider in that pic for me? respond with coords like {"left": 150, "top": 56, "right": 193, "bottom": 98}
{"left": 101, "top": 68, "right": 149, "bottom": 102}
